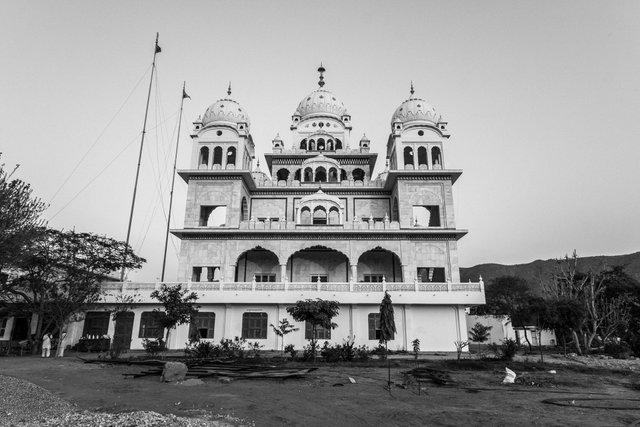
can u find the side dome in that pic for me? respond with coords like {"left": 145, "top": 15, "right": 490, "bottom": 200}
{"left": 295, "top": 89, "right": 347, "bottom": 119}
{"left": 391, "top": 97, "right": 441, "bottom": 125}
{"left": 202, "top": 98, "right": 250, "bottom": 127}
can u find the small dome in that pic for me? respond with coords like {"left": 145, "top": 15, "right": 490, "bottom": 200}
{"left": 295, "top": 89, "right": 348, "bottom": 119}
{"left": 391, "top": 97, "right": 441, "bottom": 125}
{"left": 202, "top": 98, "right": 250, "bottom": 127}
{"left": 300, "top": 189, "right": 342, "bottom": 206}
{"left": 301, "top": 154, "right": 340, "bottom": 169}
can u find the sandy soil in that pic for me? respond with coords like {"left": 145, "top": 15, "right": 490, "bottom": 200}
{"left": 1, "top": 353, "right": 639, "bottom": 426}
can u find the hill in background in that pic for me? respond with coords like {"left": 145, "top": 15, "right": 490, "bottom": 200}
{"left": 460, "top": 251, "right": 640, "bottom": 287}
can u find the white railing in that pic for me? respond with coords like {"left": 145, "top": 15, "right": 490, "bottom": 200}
{"left": 102, "top": 279, "right": 483, "bottom": 294}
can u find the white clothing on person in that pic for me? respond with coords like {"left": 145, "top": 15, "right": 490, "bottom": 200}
{"left": 41, "top": 334, "right": 52, "bottom": 358}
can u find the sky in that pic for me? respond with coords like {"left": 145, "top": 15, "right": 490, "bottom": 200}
{"left": 2, "top": 1, "right": 639, "bottom": 282}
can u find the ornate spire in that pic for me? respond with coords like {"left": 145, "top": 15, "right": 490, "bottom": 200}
{"left": 227, "top": 81, "right": 232, "bottom": 96}
{"left": 410, "top": 81, "right": 415, "bottom": 97}
{"left": 318, "top": 63, "right": 326, "bottom": 88}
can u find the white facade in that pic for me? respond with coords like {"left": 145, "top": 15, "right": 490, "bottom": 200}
{"left": 45, "top": 69, "right": 485, "bottom": 352}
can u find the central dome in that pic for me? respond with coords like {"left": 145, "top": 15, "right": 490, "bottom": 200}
{"left": 295, "top": 89, "right": 347, "bottom": 119}
{"left": 202, "top": 98, "right": 250, "bottom": 127}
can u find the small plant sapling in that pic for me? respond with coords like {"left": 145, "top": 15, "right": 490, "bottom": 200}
{"left": 454, "top": 340, "right": 469, "bottom": 361}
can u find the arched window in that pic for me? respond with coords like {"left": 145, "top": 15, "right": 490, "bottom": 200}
{"left": 277, "top": 168, "right": 290, "bottom": 181}
{"left": 226, "top": 147, "right": 236, "bottom": 167}
{"left": 431, "top": 147, "right": 442, "bottom": 167}
{"left": 300, "top": 207, "right": 311, "bottom": 224}
{"left": 213, "top": 147, "right": 223, "bottom": 165}
{"left": 300, "top": 139, "right": 307, "bottom": 150}
{"left": 309, "top": 139, "right": 316, "bottom": 150}
{"left": 404, "top": 147, "right": 414, "bottom": 167}
{"left": 328, "top": 168, "right": 338, "bottom": 182}
{"left": 304, "top": 167, "right": 313, "bottom": 182}
{"left": 317, "top": 138, "right": 325, "bottom": 151}
{"left": 392, "top": 198, "right": 399, "bottom": 222}
{"left": 294, "top": 169, "right": 301, "bottom": 181}
{"left": 340, "top": 169, "right": 347, "bottom": 181}
{"left": 329, "top": 207, "right": 340, "bottom": 224}
{"left": 315, "top": 167, "right": 327, "bottom": 182}
{"left": 418, "top": 146, "right": 428, "bottom": 167}
{"left": 352, "top": 168, "right": 365, "bottom": 181}
{"left": 199, "top": 147, "right": 209, "bottom": 167}
{"left": 336, "top": 139, "right": 343, "bottom": 150}
{"left": 313, "top": 207, "right": 327, "bottom": 225}
{"left": 327, "top": 140, "right": 334, "bottom": 150}
{"left": 241, "top": 197, "right": 248, "bottom": 221}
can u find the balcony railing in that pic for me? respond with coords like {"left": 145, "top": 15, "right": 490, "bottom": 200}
{"left": 102, "top": 279, "right": 483, "bottom": 294}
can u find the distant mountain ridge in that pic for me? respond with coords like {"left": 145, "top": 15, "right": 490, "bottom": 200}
{"left": 460, "top": 251, "right": 640, "bottom": 286}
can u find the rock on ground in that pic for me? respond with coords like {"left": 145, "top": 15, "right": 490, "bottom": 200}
{"left": 161, "top": 362, "right": 188, "bottom": 383}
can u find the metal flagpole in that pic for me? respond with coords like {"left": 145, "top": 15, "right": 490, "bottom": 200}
{"left": 121, "top": 33, "right": 161, "bottom": 281}
{"left": 160, "top": 82, "right": 188, "bottom": 282}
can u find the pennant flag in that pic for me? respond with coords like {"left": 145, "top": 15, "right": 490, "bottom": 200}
{"left": 183, "top": 88, "right": 191, "bottom": 100}
{"left": 155, "top": 42, "right": 162, "bottom": 53}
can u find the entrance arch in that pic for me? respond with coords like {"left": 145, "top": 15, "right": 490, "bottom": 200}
{"left": 234, "top": 247, "right": 280, "bottom": 282}
{"left": 285, "top": 246, "right": 350, "bottom": 283}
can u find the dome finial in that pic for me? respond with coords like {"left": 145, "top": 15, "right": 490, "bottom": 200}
{"left": 227, "top": 81, "right": 232, "bottom": 96}
{"left": 318, "top": 63, "right": 326, "bottom": 88}
{"left": 410, "top": 81, "right": 415, "bottom": 97}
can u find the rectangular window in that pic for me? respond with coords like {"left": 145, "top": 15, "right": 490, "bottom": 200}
{"left": 190, "top": 312, "right": 216, "bottom": 339}
{"left": 310, "top": 274, "right": 328, "bottom": 283}
{"left": 368, "top": 313, "right": 394, "bottom": 341}
{"left": 412, "top": 205, "right": 441, "bottom": 227}
{"left": 200, "top": 206, "right": 227, "bottom": 227}
{"left": 82, "top": 311, "right": 110, "bottom": 337}
{"left": 0, "top": 318, "right": 7, "bottom": 338}
{"left": 139, "top": 311, "right": 166, "bottom": 339}
{"left": 254, "top": 274, "right": 276, "bottom": 282}
{"left": 363, "top": 274, "right": 384, "bottom": 283}
{"left": 305, "top": 321, "right": 331, "bottom": 340}
{"left": 242, "top": 312, "right": 267, "bottom": 339}
{"left": 417, "top": 267, "right": 446, "bottom": 283}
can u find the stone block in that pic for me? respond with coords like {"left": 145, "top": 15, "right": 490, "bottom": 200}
{"left": 161, "top": 362, "right": 188, "bottom": 383}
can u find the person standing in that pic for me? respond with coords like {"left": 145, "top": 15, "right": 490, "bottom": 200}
{"left": 41, "top": 332, "right": 52, "bottom": 358}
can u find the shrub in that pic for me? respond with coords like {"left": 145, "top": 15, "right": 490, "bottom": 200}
{"left": 355, "top": 345, "right": 370, "bottom": 361}
{"left": 185, "top": 341, "right": 216, "bottom": 358}
{"left": 284, "top": 344, "right": 297, "bottom": 360}
{"left": 412, "top": 338, "right": 420, "bottom": 360}
{"left": 142, "top": 338, "right": 165, "bottom": 357}
{"left": 248, "top": 341, "right": 264, "bottom": 358}
{"left": 502, "top": 338, "right": 519, "bottom": 361}
{"left": 302, "top": 343, "right": 319, "bottom": 361}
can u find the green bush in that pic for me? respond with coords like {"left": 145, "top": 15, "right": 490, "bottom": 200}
{"left": 185, "top": 341, "right": 216, "bottom": 358}
{"left": 604, "top": 341, "right": 629, "bottom": 359}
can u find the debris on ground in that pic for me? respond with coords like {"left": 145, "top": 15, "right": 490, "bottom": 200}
{"left": 348, "top": 377, "right": 356, "bottom": 384}
{"left": 502, "top": 367, "right": 516, "bottom": 384}
{"left": 403, "top": 367, "right": 454, "bottom": 386}
{"left": 116, "top": 359, "right": 318, "bottom": 381}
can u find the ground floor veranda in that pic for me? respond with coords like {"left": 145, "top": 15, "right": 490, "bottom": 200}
{"left": 1, "top": 302, "right": 474, "bottom": 353}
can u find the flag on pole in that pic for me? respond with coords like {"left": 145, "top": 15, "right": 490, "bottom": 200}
{"left": 183, "top": 88, "right": 191, "bottom": 100}
{"left": 155, "top": 42, "right": 162, "bottom": 53}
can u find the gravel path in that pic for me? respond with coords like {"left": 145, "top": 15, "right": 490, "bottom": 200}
{"left": 0, "top": 375, "right": 244, "bottom": 427}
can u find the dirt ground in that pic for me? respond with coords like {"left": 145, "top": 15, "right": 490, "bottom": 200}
{"left": 1, "top": 353, "right": 639, "bottom": 426}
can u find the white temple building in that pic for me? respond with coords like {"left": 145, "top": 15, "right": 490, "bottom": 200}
{"left": 6, "top": 67, "right": 484, "bottom": 352}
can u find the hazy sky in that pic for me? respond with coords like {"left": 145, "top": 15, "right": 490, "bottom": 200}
{"left": 2, "top": 1, "right": 639, "bottom": 282}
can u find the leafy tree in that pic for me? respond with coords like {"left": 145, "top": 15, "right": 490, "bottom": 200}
{"left": 286, "top": 299, "right": 339, "bottom": 361}
{"left": 270, "top": 318, "right": 299, "bottom": 355}
{"left": 1, "top": 228, "right": 144, "bottom": 354}
{"left": 150, "top": 284, "right": 200, "bottom": 343}
{"left": 0, "top": 157, "right": 47, "bottom": 274}
{"left": 468, "top": 322, "right": 492, "bottom": 353}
